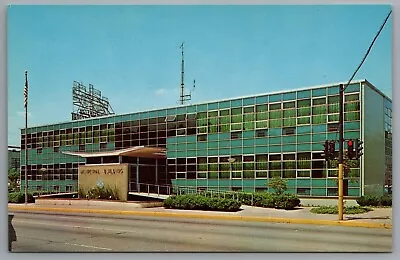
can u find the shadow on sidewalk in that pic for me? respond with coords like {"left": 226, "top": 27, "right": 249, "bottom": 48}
{"left": 346, "top": 216, "right": 391, "bottom": 220}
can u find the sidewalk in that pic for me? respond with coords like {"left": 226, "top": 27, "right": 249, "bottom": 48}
{"left": 8, "top": 199, "right": 392, "bottom": 229}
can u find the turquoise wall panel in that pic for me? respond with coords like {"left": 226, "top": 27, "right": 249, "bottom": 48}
{"left": 243, "top": 131, "right": 255, "bottom": 138}
{"left": 311, "top": 179, "right": 326, "bottom": 187}
{"left": 282, "top": 144, "right": 296, "bottom": 152}
{"left": 243, "top": 139, "right": 254, "bottom": 146}
{"left": 256, "top": 95, "right": 268, "bottom": 104}
{"left": 283, "top": 92, "right": 296, "bottom": 101}
{"left": 208, "top": 149, "right": 219, "bottom": 156}
{"left": 231, "top": 140, "right": 242, "bottom": 147}
{"left": 326, "top": 179, "right": 337, "bottom": 187}
{"left": 255, "top": 146, "right": 268, "bottom": 154}
{"left": 219, "top": 148, "right": 231, "bottom": 155}
{"left": 311, "top": 188, "right": 326, "bottom": 196}
{"left": 269, "top": 145, "right": 281, "bottom": 153}
{"left": 243, "top": 147, "right": 255, "bottom": 154}
{"left": 243, "top": 97, "right": 255, "bottom": 106}
{"left": 297, "top": 125, "right": 311, "bottom": 134}
{"left": 255, "top": 179, "right": 268, "bottom": 186}
{"left": 269, "top": 93, "right": 282, "bottom": 102}
{"left": 208, "top": 180, "right": 219, "bottom": 186}
{"left": 231, "top": 180, "right": 243, "bottom": 186}
{"left": 231, "top": 147, "right": 242, "bottom": 154}
{"left": 218, "top": 180, "right": 231, "bottom": 186}
{"left": 297, "top": 179, "right": 311, "bottom": 187}
{"left": 197, "top": 179, "right": 208, "bottom": 186}
{"left": 231, "top": 99, "right": 242, "bottom": 107}
{"left": 348, "top": 188, "right": 360, "bottom": 197}
{"left": 186, "top": 150, "right": 197, "bottom": 157}
{"left": 219, "top": 101, "right": 231, "bottom": 109}
{"left": 297, "top": 90, "right": 311, "bottom": 99}
{"left": 312, "top": 88, "right": 326, "bottom": 97}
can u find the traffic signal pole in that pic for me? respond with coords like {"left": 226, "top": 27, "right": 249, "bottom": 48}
{"left": 338, "top": 84, "right": 344, "bottom": 220}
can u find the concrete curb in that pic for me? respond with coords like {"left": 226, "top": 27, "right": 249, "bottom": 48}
{"left": 8, "top": 205, "right": 392, "bottom": 230}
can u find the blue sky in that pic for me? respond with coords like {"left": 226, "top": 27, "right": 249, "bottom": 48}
{"left": 7, "top": 4, "right": 392, "bottom": 146}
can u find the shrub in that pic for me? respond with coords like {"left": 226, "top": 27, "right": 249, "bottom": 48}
{"left": 79, "top": 186, "right": 120, "bottom": 200}
{"left": 237, "top": 192, "right": 254, "bottom": 205}
{"left": 8, "top": 192, "right": 35, "bottom": 203}
{"left": 273, "top": 193, "right": 301, "bottom": 210}
{"left": 310, "top": 205, "right": 372, "bottom": 215}
{"left": 268, "top": 177, "right": 287, "bottom": 195}
{"left": 164, "top": 194, "right": 241, "bottom": 212}
{"left": 356, "top": 195, "right": 381, "bottom": 207}
{"left": 380, "top": 195, "right": 392, "bottom": 206}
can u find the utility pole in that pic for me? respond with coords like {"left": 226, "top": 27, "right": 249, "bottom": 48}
{"left": 338, "top": 83, "right": 344, "bottom": 220}
{"left": 180, "top": 42, "right": 185, "bottom": 105}
{"left": 179, "top": 42, "right": 195, "bottom": 105}
{"left": 335, "top": 10, "right": 391, "bottom": 221}
{"left": 24, "top": 70, "right": 29, "bottom": 204}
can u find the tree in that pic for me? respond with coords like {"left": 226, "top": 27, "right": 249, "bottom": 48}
{"left": 8, "top": 168, "right": 20, "bottom": 192}
{"left": 268, "top": 177, "right": 287, "bottom": 195}
{"left": 328, "top": 153, "right": 360, "bottom": 184}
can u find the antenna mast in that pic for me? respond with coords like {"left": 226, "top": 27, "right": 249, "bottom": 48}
{"left": 179, "top": 42, "right": 195, "bottom": 105}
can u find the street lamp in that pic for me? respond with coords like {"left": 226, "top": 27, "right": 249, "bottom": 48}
{"left": 39, "top": 168, "right": 47, "bottom": 195}
{"left": 227, "top": 158, "right": 236, "bottom": 190}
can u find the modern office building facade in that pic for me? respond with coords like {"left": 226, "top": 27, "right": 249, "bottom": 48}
{"left": 8, "top": 149, "right": 20, "bottom": 170}
{"left": 19, "top": 79, "right": 392, "bottom": 197}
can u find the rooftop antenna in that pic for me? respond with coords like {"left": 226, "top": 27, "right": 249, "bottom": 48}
{"left": 179, "top": 42, "right": 195, "bottom": 105}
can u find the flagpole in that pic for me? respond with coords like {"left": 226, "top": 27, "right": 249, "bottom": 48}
{"left": 24, "top": 70, "right": 28, "bottom": 204}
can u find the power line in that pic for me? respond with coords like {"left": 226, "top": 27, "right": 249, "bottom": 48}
{"left": 343, "top": 10, "right": 392, "bottom": 91}
{"left": 333, "top": 10, "right": 392, "bottom": 142}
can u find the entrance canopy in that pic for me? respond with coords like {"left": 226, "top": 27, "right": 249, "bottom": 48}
{"left": 62, "top": 146, "right": 166, "bottom": 159}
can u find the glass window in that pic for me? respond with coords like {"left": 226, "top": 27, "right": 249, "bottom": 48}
{"left": 231, "top": 131, "right": 242, "bottom": 139}
{"left": 297, "top": 99, "right": 311, "bottom": 107}
{"left": 312, "top": 98, "right": 326, "bottom": 105}
{"left": 327, "top": 123, "right": 339, "bottom": 132}
{"left": 269, "top": 110, "right": 282, "bottom": 119}
{"left": 283, "top": 101, "right": 295, "bottom": 109}
{"left": 283, "top": 118, "right": 296, "bottom": 127}
{"left": 283, "top": 109, "right": 296, "bottom": 118}
{"left": 282, "top": 127, "right": 296, "bottom": 135}
{"left": 269, "top": 119, "right": 282, "bottom": 128}
{"left": 312, "top": 115, "right": 327, "bottom": 124}
{"left": 256, "top": 104, "right": 268, "bottom": 112}
{"left": 197, "top": 134, "right": 207, "bottom": 142}
{"left": 297, "top": 188, "right": 311, "bottom": 195}
{"left": 269, "top": 103, "right": 281, "bottom": 110}
{"left": 297, "top": 117, "right": 310, "bottom": 125}
{"left": 231, "top": 107, "right": 242, "bottom": 115}
{"left": 256, "top": 121, "right": 268, "bottom": 129}
{"left": 328, "top": 114, "right": 339, "bottom": 122}
{"left": 208, "top": 111, "right": 218, "bottom": 117}
{"left": 244, "top": 106, "right": 255, "bottom": 113}
{"left": 219, "top": 109, "right": 230, "bottom": 116}
{"left": 312, "top": 105, "right": 327, "bottom": 115}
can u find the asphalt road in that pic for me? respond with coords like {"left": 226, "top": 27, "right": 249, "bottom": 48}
{"left": 10, "top": 211, "right": 392, "bottom": 252}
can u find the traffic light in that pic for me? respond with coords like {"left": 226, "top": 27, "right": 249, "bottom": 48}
{"left": 347, "top": 139, "right": 355, "bottom": 159}
{"left": 322, "top": 140, "right": 330, "bottom": 161}
{"left": 355, "top": 138, "right": 363, "bottom": 159}
{"left": 329, "top": 140, "right": 336, "bottom": 160}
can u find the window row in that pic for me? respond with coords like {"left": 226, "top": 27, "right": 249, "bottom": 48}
{"left": 175, "top": 169, "right": 360, "bottom": 179}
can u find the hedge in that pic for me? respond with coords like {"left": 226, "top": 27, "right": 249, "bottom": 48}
{"left": 168, "top": 191, "right": 301, "bottom": 210}
{"left": 356, "top": 195, "right": 392, "bottom": 207}
{"left": 164, "top": 194, "right": 241, "bottom": 212}
{"left": 8, "top": 192, "right": 35, "bottom": 203}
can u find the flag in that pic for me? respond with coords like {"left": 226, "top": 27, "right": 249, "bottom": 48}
{"left": 24, "top": 71, "right": 28, "bottom": 108}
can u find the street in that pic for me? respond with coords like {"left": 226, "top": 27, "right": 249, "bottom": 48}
{"left": 10, "top": 211, "right": 392, "bottom": 252}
